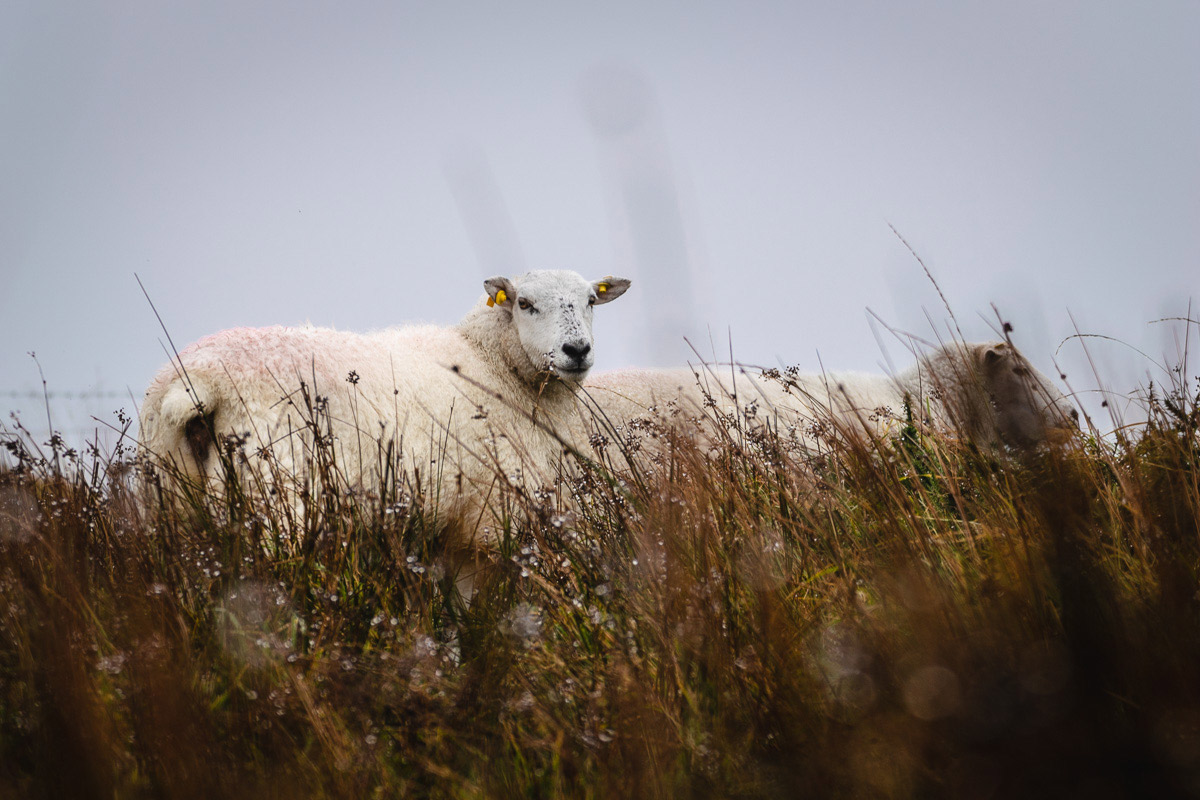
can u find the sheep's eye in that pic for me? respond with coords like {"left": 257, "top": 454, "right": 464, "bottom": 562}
{"left": 587, "top": 295, "right": 597, "bottom": 306}
{"left": 518, "top": 298, "right": 536, "bottom": 313}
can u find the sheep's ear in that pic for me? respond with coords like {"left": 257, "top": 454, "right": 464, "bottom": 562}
{"left": 591, "top": 276, "right": 631, "bottom": 305}
{"left": 484, "top": 277, "right": 516, "bottom": 308}
{"left": 981, "top": 343, "right": 1009, "bottom": 368}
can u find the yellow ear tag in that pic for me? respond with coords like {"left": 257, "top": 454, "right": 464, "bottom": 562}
{"left": 488, "top": 289, "right": 507, "bottom": 307}
{"left": 598, "top": 283, "right": 608, "bottom": 294}
{"left": 487, "top": 297, "right": 495, "bottom": 307}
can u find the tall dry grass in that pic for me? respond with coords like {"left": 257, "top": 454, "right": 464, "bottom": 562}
{"left": 2, "top": 334, "right": 1199, "bottom": 799}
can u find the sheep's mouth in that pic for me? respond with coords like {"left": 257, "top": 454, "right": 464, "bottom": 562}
{"left": 554, "top": 366, "right": 590, "bottom": 381}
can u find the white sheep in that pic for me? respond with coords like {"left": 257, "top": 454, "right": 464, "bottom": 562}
{"left": 139, "top": 270, "right": 631, "bottom": 544}
{"left": 574, "top": 341, "right": 1078, "bottom": 458}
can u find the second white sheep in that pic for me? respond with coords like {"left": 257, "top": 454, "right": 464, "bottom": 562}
{"left": 574, "top": 340, "right": 1078, "bottom": 458}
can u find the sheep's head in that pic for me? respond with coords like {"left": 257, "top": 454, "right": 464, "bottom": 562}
{"left": 975, "top": 342, "right": 1079, "bottom": 447}
{"left": 484, "top": 270, "right": 630, "bottom": 383}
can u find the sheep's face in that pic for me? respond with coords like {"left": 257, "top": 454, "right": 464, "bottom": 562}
{"left": 978, "top": 343, "right": 1079, "bottom": 447}
{"left": 485, "top": 270, "right": 630, "bottom": 383}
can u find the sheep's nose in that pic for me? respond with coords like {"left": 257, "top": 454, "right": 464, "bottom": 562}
{"left": 562, "top": 341, "right": 591, "bottom": 361}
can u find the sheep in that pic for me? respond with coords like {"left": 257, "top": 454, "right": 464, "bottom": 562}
{"left": 573, "top": 341, "right": 1078, "bottom": 460}
{"left": 139, "top": 270, "right": 631, "bottom": 546}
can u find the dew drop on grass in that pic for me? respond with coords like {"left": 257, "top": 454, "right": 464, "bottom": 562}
{"left": 902, "top": 665, "right": 961, "bottom": 721}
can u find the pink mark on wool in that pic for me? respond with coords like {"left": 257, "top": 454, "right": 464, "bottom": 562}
{"left": 189, "top": 326, "right": 304, "bottom": 354}
{"left": 176, "top": 326, "right": 355, "bottom": 384}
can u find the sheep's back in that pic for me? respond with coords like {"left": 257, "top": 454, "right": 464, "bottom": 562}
{"left": 140, "top": 324, "right": 552, "bottom": 498}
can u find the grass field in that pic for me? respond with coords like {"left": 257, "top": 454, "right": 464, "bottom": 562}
{"left": 2, "top": 338, "right": 1199, "bottom": 799}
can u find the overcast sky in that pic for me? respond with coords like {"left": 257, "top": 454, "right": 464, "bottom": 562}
{"left": 2, "top": 1, "right": 1197, "bottom": 449}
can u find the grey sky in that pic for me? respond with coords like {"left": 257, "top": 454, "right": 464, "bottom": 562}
{"left": 3, "top": 1, "right": 1197, "bottom": 448}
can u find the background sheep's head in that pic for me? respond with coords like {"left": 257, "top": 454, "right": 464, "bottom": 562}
{"left": 484, "top": 270, "right": 630, "bottom": 384}
{"left": 975, "top": 341, "right": 1079, "bottom": 448}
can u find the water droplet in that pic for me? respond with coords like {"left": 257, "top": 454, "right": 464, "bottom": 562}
{"left": 903, "top": 665, "right": 961, "bottom": 720}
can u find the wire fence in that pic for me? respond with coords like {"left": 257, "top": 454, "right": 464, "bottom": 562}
{"left": 2, "top": 389, "right": 139, "bottom": 463}
{"left": 0, "top": 390, "right": 133, "bottom": 401}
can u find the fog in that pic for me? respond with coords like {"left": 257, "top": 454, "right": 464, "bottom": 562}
{"left": 2, "top": 2, "right": 1197, "bottom": 450}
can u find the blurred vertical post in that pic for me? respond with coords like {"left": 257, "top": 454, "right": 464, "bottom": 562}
{"left": 442, "top": 143, "right": 527, "bottom": 279}
{"left": 580, "top": 65, "right": 700, "bottom": 366}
